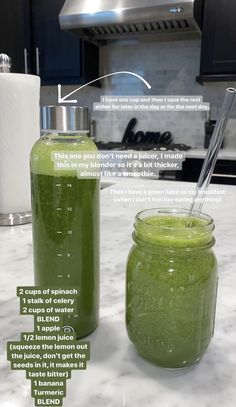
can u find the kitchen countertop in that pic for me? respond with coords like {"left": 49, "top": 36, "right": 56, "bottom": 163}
{"left": 186, "top": 148, "right": 236, "bottom": 160}
{"left": 1, "top": 178, "right": 236, "bottom": 407}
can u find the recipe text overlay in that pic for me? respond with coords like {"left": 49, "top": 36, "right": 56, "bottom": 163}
{"left": 51, "top": 151, "right": 186, "bottom": 179}
{"left": 7, "top": 287, "right": 90, "bottom": 407}
{"left": 93, "top": 95, "right": 210, "bottom": 112}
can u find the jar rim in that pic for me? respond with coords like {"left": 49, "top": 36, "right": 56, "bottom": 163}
{"left": 134, "top": 208, "right": 215, "bottom": 249}
{"left": 132, "top": 232, "right": 215, "bottom": 251}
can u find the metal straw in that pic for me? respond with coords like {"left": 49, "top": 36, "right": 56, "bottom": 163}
{"left": 188, "top": 87, "right": 236, "bottom": 217}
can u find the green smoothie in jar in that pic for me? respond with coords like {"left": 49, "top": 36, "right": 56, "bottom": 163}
{"left": 126, "top": 208, "right": 218, "bottom": 368}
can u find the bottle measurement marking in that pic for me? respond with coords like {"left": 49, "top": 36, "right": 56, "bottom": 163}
{"left": 57, "top": 275, "right": 63, "bottom": 278}
{"left": 56, "top": 207, "right": 73, "bottom": 212}
{"left": 55, "top": 230, "right": 73, "bottom": 235}
{"left": 55, "top": 183, "right": 72, "bottom": 188}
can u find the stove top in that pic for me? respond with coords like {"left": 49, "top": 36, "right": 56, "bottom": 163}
{"left": 96, "top": 142, "right": 191, "bottom": 151}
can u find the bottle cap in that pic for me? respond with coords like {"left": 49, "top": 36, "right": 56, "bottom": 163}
{"left": 41, "top": 105, "right": 89, "bottom": 132}
{"left": 0, "top": 53, "right": 12, "bottom": 73}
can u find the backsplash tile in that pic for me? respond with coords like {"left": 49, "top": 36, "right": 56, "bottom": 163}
{"left": 41, "top": 38, "right": 236, "bottom": 148}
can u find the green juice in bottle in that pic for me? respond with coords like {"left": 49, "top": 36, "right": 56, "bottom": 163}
{"left": 30, "top": 106, "right": 100, "bottom": 338}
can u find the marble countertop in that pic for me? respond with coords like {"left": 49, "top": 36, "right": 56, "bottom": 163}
{"left": 1, "top": 178, "right": 236, "bottom": 407}
{"left": 186, "top": 148, "right": 236, "bottom": 160}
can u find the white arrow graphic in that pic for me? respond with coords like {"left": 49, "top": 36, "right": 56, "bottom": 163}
{"left": 58, "top": 71, "right": 152, "bottom": 104}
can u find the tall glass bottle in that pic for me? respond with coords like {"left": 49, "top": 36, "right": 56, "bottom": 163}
{"left": 30, "top": 106, "right": 100, "bottom": 338}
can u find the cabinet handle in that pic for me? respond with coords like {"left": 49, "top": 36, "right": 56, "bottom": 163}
{"left": 24, "top": 48, "right": 29, "bottom": 74}
{"left": 213, "top": 173, "right": 236, "bottom": 178}
{"left": 36, "top": 47, "right": 40, "bottom": 75}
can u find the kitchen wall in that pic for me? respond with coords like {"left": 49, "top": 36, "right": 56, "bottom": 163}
{"left": 41, "top": 38, "right": 236, "bottom": 148}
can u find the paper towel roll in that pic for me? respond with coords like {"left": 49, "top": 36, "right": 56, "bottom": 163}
{"left": 0, "top": 73, "right": 40, "bottom": 214}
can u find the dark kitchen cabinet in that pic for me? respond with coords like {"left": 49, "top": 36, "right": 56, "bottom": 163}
{"left": 197, "top": 0, "right": 236, "bottom": 83}
{"left": 0, "top": 0, "right": 99, "bottom": 85}
{"left": 177, "top": 158, "right": 236, "bottom": 185}
{"left": 0, "top": 0, "right": 31, "bottom": 73}
{"left": 31, "top": 0, "right": 99, "bottom": 85}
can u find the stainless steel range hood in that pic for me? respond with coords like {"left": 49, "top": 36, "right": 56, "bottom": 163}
{"left": 59, "top": 0, "right": 202, "bottom": 45}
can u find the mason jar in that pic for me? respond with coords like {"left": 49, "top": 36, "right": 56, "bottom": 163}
{"left": 126, "top": 208, "right": 218, "bottom": 368}
{"left": 31, "top": 106, "right": 100, "bottom": 338}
